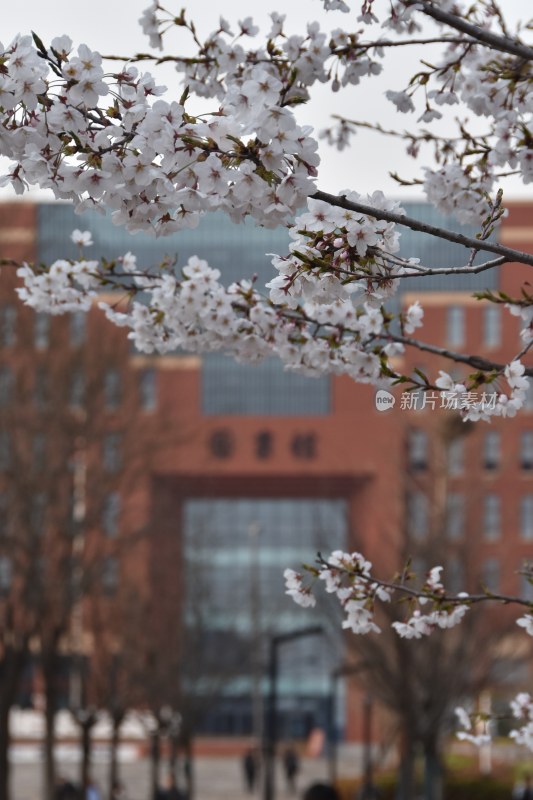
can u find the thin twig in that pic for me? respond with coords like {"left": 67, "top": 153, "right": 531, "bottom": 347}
{"left": 318, "top": 555, "right": 533, "bottom": 608}
{"left": 379, "top": 253, "right": 507, "bottom": 277}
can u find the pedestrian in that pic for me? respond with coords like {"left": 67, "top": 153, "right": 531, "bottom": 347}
{"left": 302, "top": 783, "right": 340, "bottom": 800}
{"left": 158, "top": 773, "right": 186, "bottom": 800}
{"left": 355, "top": 782, "right": 381, "bottom": 800}
{"left": 110, "top": 779, "right": 127, "bottom": 800}
{"left": 283, "top": 745, "right": 300, "bottom": 793}
{"left": 243, "top": 748, "right": 259, "bottom": 793}
{"left": 55, "top": 776, "right": 79, "bottom": 800}
{"left": 85, "top": 777, "right": 101, "bottom": 800}
{"left": 513, "top": 773, "right": 533, "bottom": 800}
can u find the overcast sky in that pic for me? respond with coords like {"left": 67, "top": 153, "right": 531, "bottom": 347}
{"left": 2, "top": 0, "right": 532, "bottom": 201}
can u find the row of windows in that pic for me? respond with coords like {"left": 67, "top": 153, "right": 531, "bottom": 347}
{"left": 0, "top": 432, "right": 123, "bottom": 474}
{"left": 445, "top": 304, "right": 517, "bottom": 349}
{"left": 0, "top": 490, "right": 120, "bottom": 538}
{"left": 408, "top": 428, "right": 533, "bottom": 472}
{"left": 0, "top": 554, "right": 118, "bottom": 595}
{"left": 0, "top": 366, "right": 157, "bottom": 412}
{"left": 1, "top": 302, "right": 507, "bottom": 353}
{"left": 408, "top": 491, "right": 533, "bottom": 540}
{"left": 0, "top": 307, "right": 88, "bottom": 349}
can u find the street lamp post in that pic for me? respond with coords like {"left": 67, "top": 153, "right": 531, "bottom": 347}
{"left": 263, "top": 625, "right": 323, "bottom": 800}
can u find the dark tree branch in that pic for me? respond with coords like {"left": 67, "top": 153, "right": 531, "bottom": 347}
{"left": 389, "top": 333, "right": 533, "bottom": 376}
{"left": 407, "top": 0, "right": 533, "bottom": 61}
{"left": 312, "top": 190, "right": 533, "bottom": 267}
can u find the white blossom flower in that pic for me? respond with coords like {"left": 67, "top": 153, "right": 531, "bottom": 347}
{"left": 404, "top": 302, "right": 424, "bottom": 334}
{"left": 71, "top": 229, "right": 93, "bottom": 247}
{"left": 517, "top": 614, "right": 533, "bottom": 636}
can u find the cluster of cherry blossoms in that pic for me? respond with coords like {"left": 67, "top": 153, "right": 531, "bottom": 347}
{"left": 284, "top": 555, "right": 473, "bottom": 638}
{"left": 14, "top": 225, "right": 407, "bottom": 384}
{"left": 14, "top": 224, "right": 532, "bottom": 423}
{"left": 285, "top": 550, "right": 533, "bottom": 645}
{"left": 286, "top": 545, "right": 533, "bottom": 750}
{"left": 318, "top": 1, "right": 533, "bottom": 224}
{"left": 0, "top": 30, "right": 320, "bottom": 233}
{"left": 431, "top": 362, "right": 530, "bottom": 422}
{"left": 455, "top": 694, "right": 533, "bottom": 751}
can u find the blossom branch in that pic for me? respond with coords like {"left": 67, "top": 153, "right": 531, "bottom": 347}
{"left": 409, "top": 0, "right": 533, "bottom": 61}
{"left": 312, "top": 190, "right": 533, "bottom": 268}
{"left": 389, "top": 333, "right": 515, "bottom": 375}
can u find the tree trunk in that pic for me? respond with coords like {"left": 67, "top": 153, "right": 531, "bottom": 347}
{"left": 108, "top": 712, "right": 123, "bottom": 800}
{"left": 395, "top": 739, "right": 416, "bottom": 800}
{"left": 150, "top": 731, "right": 161, "bottom": 800}
{"left": 183, "top": 736, "right": 194, "bottom": 800}
{"left": 43, "top": 652, "right": 59, "bottom": 800}
{"left": 169, "top": 733, "right": 179, "bottom": 785}
{"left": 422, "top": 742, "right": 443, "bottom": 800}
{"left": 80, "top": 718, "right": 94, "bottom": 793}
{"left": 0, "top": 645, "right": 28, "bottom": 800}
{"left": 43, "top": 688, "right": 57, "bottom": 800}
{"left": 0, "top": 700, "right": 11, "bottom": 800}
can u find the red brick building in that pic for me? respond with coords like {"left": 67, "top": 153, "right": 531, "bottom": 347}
{"left": 0, "top": 200, "right": 532, "bottom": 746}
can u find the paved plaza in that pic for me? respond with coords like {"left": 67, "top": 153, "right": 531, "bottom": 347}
{"left": 11, "top": 753, "right": 353, "bottom": 800}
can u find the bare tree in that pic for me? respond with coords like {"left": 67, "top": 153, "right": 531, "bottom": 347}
{"left": 343, "top": 415, "right": 526, "bottom": 800}
{"left": 0, "top": 269, "right": 189, "bottom": 800}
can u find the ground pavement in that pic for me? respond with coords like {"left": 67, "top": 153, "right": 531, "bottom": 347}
{"left": 11, "top": 754, "right": 348, "bottom": 800}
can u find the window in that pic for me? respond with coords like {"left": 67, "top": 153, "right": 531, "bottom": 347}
{"left": 0, "top": 432, "right": 10, "bottom": 471}
{"left": 410, "top": 556, "right": 428, "bottom": 589}
{"left": 104, "top": 369, "right": 121, "bottom": 411}
{"left": 30, "top": 493, "right": 47, "bottom": 536}
{"left": 407, "top": 492, "right": 428, "bottom": 540}
{"left": 445, "top": 493, "right": 464, "bottom": 539}
{"left": 447, "top": 557, "right": 465, "bottom": 594}
{"left": 69, "top": 311, "right": 86, "bottom": 347}
{"left": 483, "top": 494, "right": 501, "bottom": 541}
{"left": 483, "top": 431, "right": 500, "bottom": 470}
{"left": 34, "top": 367, "right": 48, "bottom": 410}
{"left": 201, "top": 354, "right": 330, "bottom": 415}
{"left": 101, "top": 556, "right": 118, "bottom": 595}
{"left": 481, "top": 558, "right": 500, "bottom": 592}
{"left": 69, "top": 369, "right": 85, "bottom": 409}
{"left": 0, "top": 367, "right": 14, "bottom": 408}
{"left": 447, "top": 438, "right": 464, "bottom": 475}
{"left": 34, "top": 312, "right": 50, "bottom": 349}
{"left": 103, "top": 433, "right": 121, "bottom": 473}
{"left": 521, "top": 432, "right": 533, "bottom": 470}
{"left": 524, "top": 381, "right": 533, "bottom": 412}
{"left": 183, "top": 497, "right": 346, "bottom": 712}
{"left": 0, "top": 556, "right": 12, "bottom": 594}
{"left": 0, "top": 306, "right": 16, "bottom": 347}
{"left": 0, "top": 494, "right": 9, "bottom": 539}
{"left": 483, "top": 305, "right": 501, "bottom": 348}
{"left": 520, "top": 495, "right": 533, "bottom": 540}
{"left": 139, "top": 368, "right": 157, "bottom": 411}
{"left": 446, "top": 306, "right": 464, "bottom": 347}
{"left": 32, "top": 434, "right": 46, "bottom": 473}
{"left": 407, "top": 429, "right": 427, "bottom": 471}
{"left": 102, "top": 493, "right": 120, "bottom": 537}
